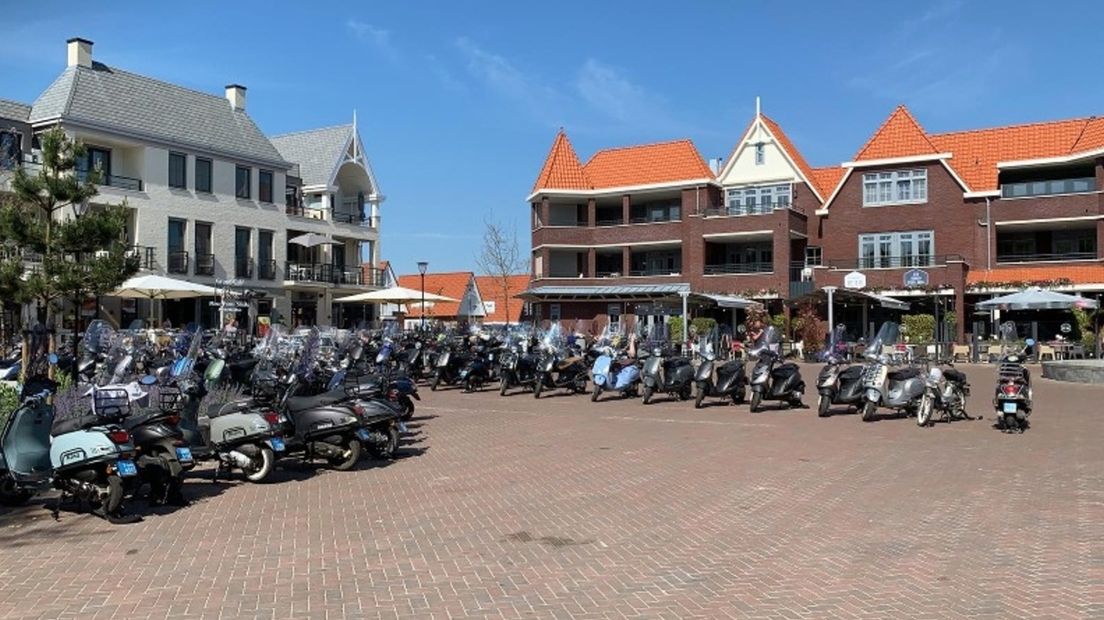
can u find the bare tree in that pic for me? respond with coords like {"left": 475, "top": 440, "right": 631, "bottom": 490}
{"left": 475, "top": 214, "right": 527, "bottom": 326}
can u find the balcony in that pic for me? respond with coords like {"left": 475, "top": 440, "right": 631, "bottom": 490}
{"left": 125, "top": 245, "right": 155, "bottom": 270}
{"left": 996, "top": 251, "right": 1097, "bottom": 264}
{"left": 629, "top": 268, "right": 681, "bottom": 277}
{"left": 704, "top": 200, "right": 801, "bottom": 217}
{"left": 789, "top": 262, "right": 814, "bottom": 298}
{"left": 703, "top": 262, "right": 772, "bottom": 275}
{"left": 827, "top": 254, "right": 964, "bottom": 270}
{"left": 194, "top": 253, "right": 215, "bottom": 276}
{"left": 257, "top": 259, "right": 277, "bottom": 280}
{"left": 287, "top": 262, "right": 343, "bottom": 285}
{"left": 332, "top": 210, "right": 363, "bottom": 225}
{"left": 77, "top": 170, "right": 143, "bottom": 192}
{"left": 235, "top": 257, "right": 254, "bottom": 279}
{"left": 167, "top": 250, "right": 189, "bottom": 275}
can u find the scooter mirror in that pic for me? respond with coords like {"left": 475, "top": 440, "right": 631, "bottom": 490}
{"left": 737, "top": 325, "right": 747, "bottom": 334}
{"left": 139, "top": 374, "right": 158, "bottom": 386}
{"left": 48, "top": 353, "right": 59, "bottom": 365}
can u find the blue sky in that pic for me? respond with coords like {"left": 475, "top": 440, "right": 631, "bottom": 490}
{"left": 4, "top": 1, "right": 1103, "bottom": 276}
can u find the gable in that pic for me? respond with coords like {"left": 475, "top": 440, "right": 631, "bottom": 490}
{"left": 717, "top": 118, "right": 817, "bottom": 197}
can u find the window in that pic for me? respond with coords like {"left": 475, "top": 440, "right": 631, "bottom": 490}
{"left": 630, "top": 199, "right": 681, "bottom": 223}
{"left": 862, "top": 169, "right": 927, "bottom": 206}
{"left": 195, "top": 158, "right": 212, "bottom": 193}
{"left": 168, "top": 219, "right": 187, "bottom": 274}
{"left": 754, "top": 142, "right": 765, "bottom": 165}
{"left": 168, "top": 152, "right": 186, "bottom": 189}
{"left": 805, "top": 246, "right": 822, "bottom": 267}
{"left": 195, "top": 222, "right": 213, "bottom": 275}
{"left": 258, "top": 230, "right": 274, "bottom": 279}
{"left": 1000, "top": 164, "right": 1097, "bottom": 198}
{"left": 549, "top": 303, "right": 561, "bottom": 321}
{"left": 725, "top": 183, "right": 791, "bottom": 215}
{"left": 858, "top": 230, "right": 934, "bottom": 268}
{"left": 235, "top": 227, "right": 252, "bottom": 278}
{"left": 80, "top": 146, "right": 111, "bottom": 183}
{"left": 608, "top": 304, "right": 622, "bottom": 330}
{"left": 0, "top": 130, "right": 22, "bottom": 170}
{"left": 235, "top": 166, "right": 251, "bottom": 199}
{"left": 258, "top": 170, "right": 273, "bottom": 203}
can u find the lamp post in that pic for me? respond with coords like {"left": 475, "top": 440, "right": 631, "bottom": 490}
{"left": 417, "top": 261, "right": 428, "bottom": 331}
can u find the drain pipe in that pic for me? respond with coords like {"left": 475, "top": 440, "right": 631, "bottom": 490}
{"left": 985, "top": 197, "right": 992, "bottom": 271}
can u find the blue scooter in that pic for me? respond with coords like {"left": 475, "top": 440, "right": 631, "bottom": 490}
{"left": 590, "top": 328, "right": 642, "bottom": 402}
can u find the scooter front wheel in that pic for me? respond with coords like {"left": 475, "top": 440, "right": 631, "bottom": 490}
{"left": 499, "top": 376, "right": 509, "bottom": 396}
{"left": 591, "top": 384, "right": 601, "bottom": 402}
{"left": 533, "top": 377, "right": 544, "bottom": 398}
{"left": 861, "top": 400, "right": 878, "bottom": 422}
{"left": 244, "top": 446, "right": 276, "bottom": 483}
{"left": 749, "top": 391, "right": 762, "bottom": 412}
{"left": 330, "top": 438, "right": 362, "bottom": 471}
{"left": 817, "top": 395, "right": 832, "bottom": 418}
{"left": 917, "top": 394, "right": 933, "bottom": 427}
{"left": 642, "top": 385, "right": 653, "bottom": 405}
{"left": 694, "top": 384, "right": 706, "bottom": 409}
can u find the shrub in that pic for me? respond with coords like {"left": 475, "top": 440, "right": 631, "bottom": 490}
{"left": 902, "top": 314, "right": 936, "bottom": 342}
{"left": 690, "top": 317, "right": 716, "bottom": 337}
{"left": 667, "top": 316, "right": 684, "bottom": 342}
{"left": 0, "top": 383, "right": 18, "bottom": 429}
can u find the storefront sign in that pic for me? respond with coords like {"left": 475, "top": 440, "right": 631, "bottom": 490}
{"left": 843, "top": 271, "right": 866, "bottom": 289}
{"left": 903, "top": 269, "right": 929, "bottom": 288}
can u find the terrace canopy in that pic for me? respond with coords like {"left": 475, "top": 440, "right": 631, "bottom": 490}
{"left": 975, "top": 287, "right": 1099, "bottom": 311}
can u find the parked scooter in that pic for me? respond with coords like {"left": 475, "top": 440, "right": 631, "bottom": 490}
{"left": 917, "top": 359, "right": 972, "bottom": 427}
{"left": 815, "top": 325, "right": 865, "bottom": 417}
{"left": 747, "top": 326, "right": 805, "bottom": 412}
{"left": 692, "top": 327, "right": 747, "bottom": 408}
{"left": 640, "top": 324, "right": 694, "bottom": 404}
{"left": 859, "top": 321, "right": 927, "bottom": 422}
{"left": 498, "top": 329, "right": 540, "bottom": 396}
{"left": 993, "top": 321, "right": 1034, "bottom": 433}
{"left": 590, "top": 326, "right": 642, "bottom": 402}
{"left": 534, "top": 324, "right": 588, "bottom": 398}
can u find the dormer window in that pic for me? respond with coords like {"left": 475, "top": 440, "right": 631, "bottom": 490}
{"left": 1000, "top": 163, "right": 1096, "bottom": 199}
{"left": 862, "top": 169, "right": 927, "bottom": 206}
{"left": 754, "top": 142, "right": 765, "bottom": 166}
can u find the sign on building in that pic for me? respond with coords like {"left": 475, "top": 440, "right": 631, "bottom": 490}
{"left": 843, "top": 271, "right": 867, "bottom": 289}
{"left": 483, "top": 301, "right": 496, "bottom": 315}
{"left": 903, "top": 268, "right": 929, "bottom": 288}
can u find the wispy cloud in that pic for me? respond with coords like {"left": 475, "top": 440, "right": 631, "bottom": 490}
{"left": 425, "top": 54, "right": 466, "bottom": 93}
{"left": 575, "top": 58, "right": 690, "bottom": 134}
{"left": 347, "top": 19, "right": 399, "bottom": 62}
{"left": 454, "top": 37, "right": 563, "bottom": 124}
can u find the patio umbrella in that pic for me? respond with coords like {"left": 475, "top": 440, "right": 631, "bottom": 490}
{"left": 975, "top": 287, "right": 1099, "bottom": 311}
{"left": 110, "top": 274, "right": 219, "bottom": 324}
{"left": 288, "top": 233, "right": 340, "bottom": 248}
{"left": 334, "top": 286, "right": 457, "bottom": 304}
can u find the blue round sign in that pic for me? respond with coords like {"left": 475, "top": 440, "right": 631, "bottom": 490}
{"left": 903, "top": 268, "right": 929, "bottom": 288}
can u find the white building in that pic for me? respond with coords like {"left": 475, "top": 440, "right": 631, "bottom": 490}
{"left": 0, "top": 37, "right": 384, "bottom": 329}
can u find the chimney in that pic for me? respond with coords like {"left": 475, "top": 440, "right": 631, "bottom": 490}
{"left": 225, "top": 84, "right": 247, "bottom": 111}
{"left": 67, "top": 37, "right": 93, "bottom": 68}
{"left": 709, "top": 157, "right": 723, "bottom": 175}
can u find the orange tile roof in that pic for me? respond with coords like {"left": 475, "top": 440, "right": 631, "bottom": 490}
{"left": 968, "top": 264, "right": 1104, "bottom": 286}
{"left": 474, "top": 275, "right": 530, "bottom": 323}
{"left": 809, "top": 166, "right": 847, "bottom": 200}
{"left": 395, "top": 271, "right": 475, "bottom": 318}
{"left": 532, "top": 130, "right": 590, "bottom": 193}
{"left": 1070, "top": 116, "right": 1104, "bottom": 152}
{"left": 760, "top": 114, "right": 825, "bottom": 198}
{"left": 853, "top": 105, "right": 941, "bottom": 161}
{"left": 583, "top": 139, "right": 713, "bottom": 189}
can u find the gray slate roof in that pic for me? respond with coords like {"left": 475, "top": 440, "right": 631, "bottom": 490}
{"left": 269, "top": 125, "right": 352, "bottom": 187}
{"left": 29, "top": 63, "right": 288, "bottom": 167}
{"left": 522, "top": 284, "right": 691, "bottom": 299}
{"left": 0, "top": 99, "right": 31, "bottom": 122}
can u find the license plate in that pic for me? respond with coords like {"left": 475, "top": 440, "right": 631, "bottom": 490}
{"left": 356, "top": 428, "right": 372, "bottom": 441}
{"left": 268, "top": 438, "right": 286, "bottom": 452}
{"left": 1002, "top": 402, "right": 1018, "bottom": 414}
{"left": 116, "top": 459, "right": 138, "bottom": 477}
{"left": 175, "top": 447, "right": 193, "bottom": 463}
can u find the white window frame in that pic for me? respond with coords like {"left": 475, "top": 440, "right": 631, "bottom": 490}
{"left": 862, "top": 169, "right": 928, "bottom": 207}
{"left": 754, "top": 142, "right": 765, "bottom": 166}
{"left": 549, "top": 303, "right": 561, "bottom": 321}
{"left": 858, "top": 230, "right": 934, "bottom": 268}
{"left": 724, "top": 183, "right": 791, "bottom": 216}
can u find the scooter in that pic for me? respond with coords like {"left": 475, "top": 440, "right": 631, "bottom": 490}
{"left": 590, "top": 330, "right": 642, "bottom": 402}
{"left": 692, "top": 328, "right": 747, "bottom": 408}
{"left": 917, "top": 360, "right": 972, "bottom": 427}
{"left": 993, "top": 321, "right": 1034, "bottom": 433}
{"left": 498, "top": 337, "right": 540, "bottom": 396}
{"left": 815, "top": 325, "right": 865, "bottom": 417}
{"left": 859, "top": 322, "right": 926, "bottom": 422}
{"left": 533, "top": 326, "right": 588, "bottom": 398}
{"left": 747, "top": 326, "right": 805, "bottom": 412}
{"left": 640, "top": 345, "right": 694, "bottom": 404}
{"left": 457, "top": 346, "right": 491, "bottom": 392}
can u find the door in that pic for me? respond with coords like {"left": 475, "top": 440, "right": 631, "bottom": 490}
{"left": 235, "top": 228, "right": 251, "bottom": 278}
{"left": 167, "top": 219, "right": 186, "bottom": 273}
{"left": 258, "top": 230, "right": 273, "bottom": 279}
{"left": 195, "top": 222, "right": 212, "bottom": 275}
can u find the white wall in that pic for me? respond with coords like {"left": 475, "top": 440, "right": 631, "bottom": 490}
{"left": 717, "top": 120, "right": 803, "bottom": 187}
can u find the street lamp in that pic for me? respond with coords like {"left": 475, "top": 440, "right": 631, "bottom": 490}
{"left": 417, "top": 261, "right": 428, "bottom": 331}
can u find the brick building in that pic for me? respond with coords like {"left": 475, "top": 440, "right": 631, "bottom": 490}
{"left": 525, "top": 104, "right": 1104, "bottom": 342}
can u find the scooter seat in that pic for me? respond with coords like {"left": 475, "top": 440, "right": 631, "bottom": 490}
{"left": 207, "top": 398, "right": 254, "bottom": 418}
{"left": 888, "top": 367, "right": 921, "bottom": 381}
{"left": 840, "top": 365, "right": 864, "bottom": 380}
{"left": 285, "top": 388, "right": 348, "bottom": 412}
{"left": 943, "top": 368, "right": 967, "bottom": 384}
{"left": 50, "top": 412, "right": 100, "bottom": 437}
{"left": 121, "top": 410, "right": 160, "bottom": 431}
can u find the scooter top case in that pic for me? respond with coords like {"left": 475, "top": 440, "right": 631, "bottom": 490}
{"left": 203, "top": 400, "right": 276, "bottom": 449}
{"left": 1, "top": 400, "right": 54, "bottom": 485}
{"left": 49, "top": 423, "right": 133, "bottom": 473}
{"left": 284, "top": 399, "right": 360, "bottom": 440}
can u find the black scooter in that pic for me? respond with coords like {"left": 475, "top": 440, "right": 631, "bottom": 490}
{"left": 693, "top": 354, "right": 747, "bottom": 408}
{"left": 640, "top": 345, "right": 694, "bottom": 404}
{"left": 270, "top": 374, "right": 366, "bottom": 471}
{"left": 499, "top": 343, "right": 540, "bottom": 396}
{"left": 747, "top": 327, "right": 805, "bottom": 412}
{"left": 123, "top": 381, "right": 194, "bottom": 506}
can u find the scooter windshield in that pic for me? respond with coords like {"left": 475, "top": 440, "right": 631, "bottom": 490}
{"left": 866, "top": 322, "right": 900, "bottom": 358}
{"left": 697, "top": 327, "right": 718, "bottom": 360}
{"left": 749, "top": 326, "right": 781, "bottom": 357}
{"left": 820, "top": 325, "right": 847, "bottom": 360}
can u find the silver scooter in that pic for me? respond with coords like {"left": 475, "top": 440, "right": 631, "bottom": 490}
{"left": 860, "top": 321, "right": 927, "bottom": 422}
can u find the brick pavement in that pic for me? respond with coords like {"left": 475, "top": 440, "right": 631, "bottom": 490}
{"left": 0, "top": 363, "right": 1101, "bottom": 619}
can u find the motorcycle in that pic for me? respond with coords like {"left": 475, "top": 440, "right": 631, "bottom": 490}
{"left": 590, "top": 326, "right": 642, "bottom": 402}
{"left": 917, "top": 359, "right": 972, "bottom": 427}
{"left": 747, "top": 326, "right": 805, "bottom": 412}
{"left": 692, "top": 327, "right": 747, "bottom": 408}
{"left": 815, "top": 325, "right": 865, "bottom": 417}
{"left": 993, "top": 321, "right": 1034, "bottom": 433}
{"left": 859, "top": 321, "right": 927, "bottom": 422}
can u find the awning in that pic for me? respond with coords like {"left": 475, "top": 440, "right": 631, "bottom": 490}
{"left": 975, "top": 287, "right": 1099, "bottom": 311}
{"left": 691, "top": 293, "right": 762, "bottom": 309}
{"left": 519, "top": 283, "right": 690, "bottom": 301}
{"left": 790, "top": 287, "right": 909, "bottom": 311}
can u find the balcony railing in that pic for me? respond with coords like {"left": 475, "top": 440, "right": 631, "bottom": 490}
{"left": 362, "top": 267, "right": 387, "bottom": 287}
{"left": 595, "top": 270, "right": 624, "bottom": 278}
{"left": 628, "top": 216, "right": 680, "bottom": 224}
{"left": 995, "top": 251, "right": 1097, "bottom": 264}
{"left": 827, "top": 254, "right": 965, "bottom": 270}
{"left": 125, "top": 245, "right": 155, "bottom": 270}
{"left": 286, "top": 262, "right": 365, "bottom": 285}
{"left": 194, "top": 253, "right": 215, "bottom": 276}
{"left": 789, "top": 261, "right": 814, "bottom": 298}
{"left": 629, "top": 268, "right": 682, "bottom": 277}
{"left": 235, "top": 257, "right": 254, "bottom": 279}
{"left": 595, "top": 218, "right": 624, "bottom": 227}
{"left": 77, "top": 170, "right": 143, "bottom": 192}
{"left": 704, "top": 201, "right": 803, "bottom": 217}
{"left": 167, "top": 250, "right": 189, "bottom": 274}
{"left": 332, "top": 210, "right": 362, "bottom": 225}
{"left": 704, "top": 262, "right": 773, "bottom": 275}
{"left": 257, "top": 259, "right": 277, "bottom": 280}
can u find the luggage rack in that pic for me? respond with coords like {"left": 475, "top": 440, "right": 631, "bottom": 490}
{"left": 156, "top": 384, "right": 184, "bottom": 413}
{"left": 91, "top": 387, "right": 131, "bottom": 420}
{"left": 343, "top": 372, "right": 382, "bottom": 398}
{"left": 251, "top": 376, "right": 282, "bottom": 405}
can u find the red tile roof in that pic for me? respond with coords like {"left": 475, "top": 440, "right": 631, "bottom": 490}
{"left": 395, "top": 271, "right": 474, "bottom": 318}
{"left": 853, "top": 105, "right": 941, "bottom": 161}
{"left": 968, "top": 264, "right": 1104, "bottom": 286}
{"left": 809, "top": 166, "right": 847, "bottom": 200}
{"left": 474, "top": 275, "right": 530, "bottom": 323}
{"left": 583, "top": 139, "right": 713, "bottom": 189}
{"left": 532, "top": 132, "right": 713, "bottom": 193}
{"left": 532, "top": 130, "right": 590, "bottom": 193}
{"left": 760, "top": 114, "right": 825, "bottom": 198}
